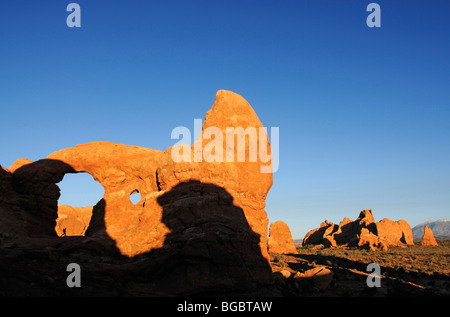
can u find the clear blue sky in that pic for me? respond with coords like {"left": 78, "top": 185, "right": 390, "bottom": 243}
{"left": 1, "top": 1, "right": 449, "bottom": 239}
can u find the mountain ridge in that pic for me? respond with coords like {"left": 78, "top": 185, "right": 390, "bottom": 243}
{"left": 412, "top": 219, "right": 450, "bottom": 239}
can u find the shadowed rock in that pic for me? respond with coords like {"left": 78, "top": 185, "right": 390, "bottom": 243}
{"left": 143, "top": 181, "right": 274, "bottom": 295}
{"left": 0, "top": 90, "right": 277, "bottom": 296}
{"left": 157, "top": 90, "right": 273, "bottom": 260}
{"left": 55, "top": 205, "right": 93, "bottom": 236}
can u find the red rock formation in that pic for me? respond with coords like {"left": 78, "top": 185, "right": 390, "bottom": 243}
{"left": 376, "top": 218, "right": 414, "bottom": 246}
{"left": 303, "top": 220, "right": 338, "bottom": 246}
{"left": 303, "top": 210, "right": 413, "bottom": 250}
{"left": 358, "top": 228, "right": 380, "bottom": 250}
{"left": 268, "top": 220, "right": 297, "bottom": 254}
{"left": 421, "top": 225, "right": 439, "bottom": 246}
{"left": 55, "top": 204, "right": 93, "bottom": 236}
{"left": 9, "top": 158, "right": 33, "bottom": 173}
{"left": 303, "top": 210, "right": 380, "bottom": 249}
{"left": 335, "top": 210, "right": 378, "bottom": 247}
{"left": 1, "top": 90, "right": 276, "bottom": 295}
{"left": 6, "top": 90, "right": 273, "bottom": 260}
{"left": 329, "top": 217, "right": 352, "bottom": 245}
{"left": 157, "top": 90, "right": 273, "bottom": 259}
{"left": 294, "top": 267, "right": 334, "bottom": 291}
{"left": 47, "top": 142, "right": 167, "bottom": 256}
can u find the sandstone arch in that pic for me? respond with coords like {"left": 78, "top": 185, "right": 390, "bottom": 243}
{"left": 8, "top": 90, "right": 274, "bottom": 259}
{"left": 1, "top": 90, "right": 276, "bottom": 295}
{"left": 10, "top": 143, "right": 166, "bottom": 256}
{"left": 46, "top": 142, "right": 167, "bottom": 256}
{"left": 55, "top": 172, "right": 105, "bottom": 236}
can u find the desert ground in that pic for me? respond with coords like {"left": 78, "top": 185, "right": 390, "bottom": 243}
{"left": 270, "top": 241, "right": 450, "bottom": 296}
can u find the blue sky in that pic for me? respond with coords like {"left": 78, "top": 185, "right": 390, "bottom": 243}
{"left": 1, "top": 1, "right": 449, "bottom": 239}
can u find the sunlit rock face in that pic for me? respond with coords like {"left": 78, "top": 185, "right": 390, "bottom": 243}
{"left": 1, "top": 90, "right": 277, "bottom": 296}
{"left": 6, "top": 90, "right": 274, "bottom": 259}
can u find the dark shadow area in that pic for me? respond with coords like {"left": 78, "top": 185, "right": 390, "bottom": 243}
{"left": 3, "top": 159, "right": 448, "bottom": 297}
{"left": 332, "top": 222, "right": 356, "bottom": 245}
{"left": 2, "top": 162, "right": 276, "bottom": 296}
{"left": 302, "top": 225, "right": 333, "bottom": 245}
{"left": 10, "top": 159, "right": 77, "bottom": 237}
{"left": 139, "top": 180, "right": 274, "bottom": 296}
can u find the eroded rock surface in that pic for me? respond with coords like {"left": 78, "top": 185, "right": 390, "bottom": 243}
{"left": 47, "top": 142, "right": 167, "bottom": 256}
{"left": 55, "top": 205, "right": 93, "bottom": 236}
{"left": 0, "top": 90, "right": 276, "bottom": 296}
{"left": 421, "top": 225, "right": 439, "bottom": 246}
{"left": 268, "top": 220, "right": 297, "bottom": 254}
{"left": 303, "top": 210, "right": 413, "bottom": 250}
{"left": 157, "top": 90, "right": 273, "bottom": 259}
{"left": 376, "top": 218, "right": 414, "bottom": 246}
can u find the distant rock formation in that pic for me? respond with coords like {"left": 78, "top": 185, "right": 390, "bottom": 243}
{"left": 268, "top": 220, "right": 297, "bottom": 254}
{"left": 376, "top": 218, "right": 414, "bottom": 246}
{"left": 303, "top": 210, "right": 413, "bottom": 250}
{"left": 421, "top": 225, "right": 439, "bottom": 246}
{"left": 294, "top": 267, "right": 334, "bottom": 291}
{"left": 55, "top": 204, "right": 93, "bottom": 236}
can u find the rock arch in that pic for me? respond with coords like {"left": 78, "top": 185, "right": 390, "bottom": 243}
{"left": 46, "top": 142, "right": 168, "bottom": 256}
{"left": 10, "top": 143, "right": 166, "bottom": 256}
{"left": 9, "top": 90, "right": 274, "bottom": 259}
{"left": 56, "top": 172, "right": 105, "bottom": 237}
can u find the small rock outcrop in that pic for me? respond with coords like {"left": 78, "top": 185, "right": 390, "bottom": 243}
{"left": 9, "top": 158, "right": 33, "bottom": 173}
{"left": 267, "top": 220, "right": 297, "bottom": 254}
{"left": 303, "top": 210, "right": 413, "bottom": 250}
{"left": 376, "top": 218, "right": 414, "bottom": 246}
{"left": 294, "top": 267, "right": 334, "bottom": 291}
{"left": 421, "top": 225, "right": 439, "bottom": 246}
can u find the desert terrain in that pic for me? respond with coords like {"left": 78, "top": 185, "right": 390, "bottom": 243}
{"left": 271, "top": 241, "right": 450, "bottom": 296}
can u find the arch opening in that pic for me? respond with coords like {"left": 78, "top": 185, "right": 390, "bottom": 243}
{"left": 129, "top": 189, "right": 141, "bottom": 205}
{"left": 56, "top": 172, "right": 105, "bottom": 237}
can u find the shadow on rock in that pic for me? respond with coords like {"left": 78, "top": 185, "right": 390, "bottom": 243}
{"left": 2, "top": 172, "right": 277, "bottom": 296}
{"left": 129, "top": 180, "right": 275, "bottom": 296}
